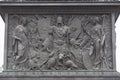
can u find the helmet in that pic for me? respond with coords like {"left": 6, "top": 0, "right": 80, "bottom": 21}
{"left": 57, "top": 16, "right": 63, "bottom": 24}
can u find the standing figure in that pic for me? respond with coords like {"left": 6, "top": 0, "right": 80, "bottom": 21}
{"left": 42, "top": 16, "right": 70, "bottom": 52}
{"left": 12, "top": 17, "right": 28, "bottom": 70}
{"left": 51, "top": 16, "right": 70, "bottom": 49}
{"left": 85, "top": 17, "right": 106, "bottom": 69}
{"left": 41, "top": 16, "right": 77, "bottom": 70}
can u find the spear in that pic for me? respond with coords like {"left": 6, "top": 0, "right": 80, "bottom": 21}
{"left": 101, "top": 15, "right": 109, "bottom": 69}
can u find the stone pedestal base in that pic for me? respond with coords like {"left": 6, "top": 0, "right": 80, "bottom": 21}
{"left": 0, "top": 71, "right": 120, "bottom": 80}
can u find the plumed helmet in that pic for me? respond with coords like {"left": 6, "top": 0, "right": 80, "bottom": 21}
{"left": 57, "top": 16, "right": 63, "bottom": 24}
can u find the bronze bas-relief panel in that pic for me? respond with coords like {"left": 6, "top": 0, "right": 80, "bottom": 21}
{"left": 7, "top": 14, "right": 113, "bottom": 71}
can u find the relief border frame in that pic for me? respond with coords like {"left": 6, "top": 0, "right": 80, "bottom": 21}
{"left": 0, "top": 5, "right": 119, "bottom": 77}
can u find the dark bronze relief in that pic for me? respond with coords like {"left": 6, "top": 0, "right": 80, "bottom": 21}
{"left": 7, "top": 15, "right": 113, "bottom": 71}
